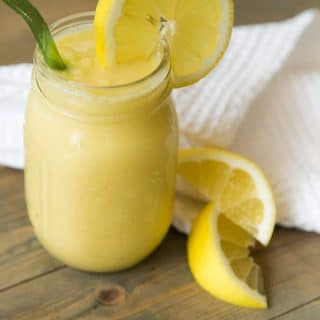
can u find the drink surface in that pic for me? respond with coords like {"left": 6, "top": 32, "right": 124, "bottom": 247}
{"left": 25, "top": 22, "right": 178, "bottom": 272}
{"left": 56, "top": 27, "right": 161, "bottom": 86}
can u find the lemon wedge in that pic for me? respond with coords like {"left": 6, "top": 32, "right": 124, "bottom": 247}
{"left": 178, "top": 148, "right": 276, "bottom": 308}
{"left": 188, "top": 203, "right": 267, "bottom": 308}
{"left": 178, "top": 148, "right": 276, "bottom": 245}
{"left": 94, "top": 0, "right": 233, "bottom": 87}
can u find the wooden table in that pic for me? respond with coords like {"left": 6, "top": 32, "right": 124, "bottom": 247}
{"left": 1, "top": 1, "right": 320, "bottom": 319}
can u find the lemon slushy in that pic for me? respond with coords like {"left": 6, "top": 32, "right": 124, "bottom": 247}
{"left": 25, "top": 13, "right": 178, "bottom": 272}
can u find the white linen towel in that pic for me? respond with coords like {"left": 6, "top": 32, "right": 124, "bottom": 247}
{"left": 0, "top": 10, "right": 319, "bottom": 234}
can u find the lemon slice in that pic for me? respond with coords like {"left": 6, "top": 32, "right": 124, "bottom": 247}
{"left": 178, "top": 148, "right": 276, "bottom": 245}
{"left": 188, "top": 203, "right": 267, "bottom": 308}
{"left": 94, "top": 0, "right": 233, "bottom": 87}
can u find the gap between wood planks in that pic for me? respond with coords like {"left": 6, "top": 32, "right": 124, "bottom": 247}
{"left": 0, "top": 265, "right": 66, "bottom": 294}
{"left": 269, "top": 295, "right": 320, "bottom": 320}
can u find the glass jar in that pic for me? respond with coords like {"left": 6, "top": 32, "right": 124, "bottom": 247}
{"left": 24, "top": 13, "right": 178, "bottom": 272}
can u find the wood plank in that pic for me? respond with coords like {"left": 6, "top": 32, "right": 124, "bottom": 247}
{"left": 274, "top": 298, "right": 320, "bottom": 320}
{"left": 0, "top": 228, "right": 319, "bottom": 320}
{"left": 0, "top": 169, "right": 63, "bottom": 291}
{"left": 0, "top": 230, "right": 186, "bottom": 319}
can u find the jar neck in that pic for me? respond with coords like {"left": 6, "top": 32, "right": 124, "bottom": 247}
{"left": 33, "top": 12, "right": 172, "bottom": 119}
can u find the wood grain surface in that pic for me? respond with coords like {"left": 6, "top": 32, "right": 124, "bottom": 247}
{"left": 1, "top": 0, "right": 320, "bottom": 319}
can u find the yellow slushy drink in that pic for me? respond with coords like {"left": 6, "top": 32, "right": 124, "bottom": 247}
{"left": 25, "top": 13, "right": 178, "bottom": 272}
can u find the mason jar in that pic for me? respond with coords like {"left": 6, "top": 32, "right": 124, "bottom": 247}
{"left": 24, "top": 13, "right": 178, "bottom": 272}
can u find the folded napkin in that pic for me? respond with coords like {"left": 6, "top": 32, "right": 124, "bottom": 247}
{"left": 0, "top": 10, "right": 319, "bottom": 234}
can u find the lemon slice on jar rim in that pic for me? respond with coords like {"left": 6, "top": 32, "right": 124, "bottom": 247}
{"left": 94, "top": 0, "right": 234, "bottom": 87}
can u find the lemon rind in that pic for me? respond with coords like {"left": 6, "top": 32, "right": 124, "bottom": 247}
{"left": 173, "top": 0, "right": 234, "bottom": 88}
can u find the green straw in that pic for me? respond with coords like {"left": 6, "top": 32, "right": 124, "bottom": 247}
{"left": 2, "top": 0, "right": 66, "bottom": 70}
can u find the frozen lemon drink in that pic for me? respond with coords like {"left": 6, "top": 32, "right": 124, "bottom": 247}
{"left": 3, "top": 0, "right": 233, "bottom": 272}
{"left": 25, "top": 13, "right": 178, "bottom": 271}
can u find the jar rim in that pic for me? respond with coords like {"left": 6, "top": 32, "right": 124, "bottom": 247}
{"left": 33, "top": 11, "right": 171, "bottom": 92}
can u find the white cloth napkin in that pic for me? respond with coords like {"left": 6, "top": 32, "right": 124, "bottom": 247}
{"left": 0, "top": 10, "right": 319, "bottom": 233}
